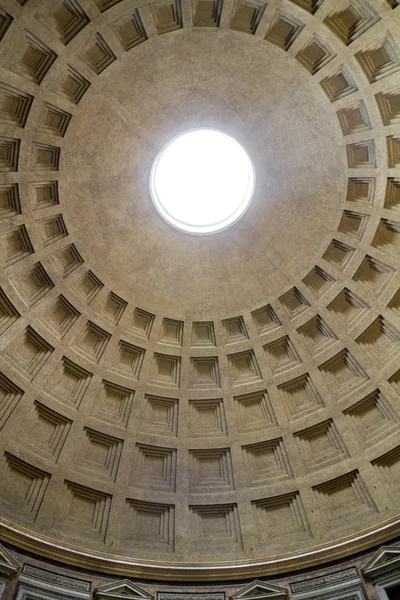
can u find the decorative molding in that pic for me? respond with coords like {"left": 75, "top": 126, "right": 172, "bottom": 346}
{"left": 158, "top": 595, "right": 224, "bottom": 600}
{"left": 290, "top": 566, "right": 367, "bottom": 599}
{"left": 232, "top": 580, "right": 288, "bottom": 600}
{"left": 0, "top": 542, "right": 20, "bottom": 576}
{"left": 21, "top": 564, "right": 90, "bottom": 593}
{"left": 0, "top": 517, "right": 400, "bottom": 580}
{"left": 291, "top": 567, "right": 358, "bottom": 593}
{"left": 95, "top": 579, "right": 153, "bottom": 600}
{"left": 362, "top": 546, "right": 400, "bottom": 579}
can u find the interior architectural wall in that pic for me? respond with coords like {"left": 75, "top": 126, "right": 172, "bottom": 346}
{"left": 0, "top": 0, "right": 399, "bottom": 588}
{"left": 1, "top": 541, "right": 400, "bottom": 600}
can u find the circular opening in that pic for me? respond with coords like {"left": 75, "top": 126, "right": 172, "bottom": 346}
{"left": 150, "top": 129, "right": 255, "bottom": 234}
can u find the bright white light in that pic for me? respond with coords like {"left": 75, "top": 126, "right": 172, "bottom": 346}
{"left": 150, "top": 129, "right": 255, "bottom": 234}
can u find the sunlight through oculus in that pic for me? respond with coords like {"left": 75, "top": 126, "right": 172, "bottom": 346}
{"left": 150, "top": 129, "right": 255, "bottom": 234}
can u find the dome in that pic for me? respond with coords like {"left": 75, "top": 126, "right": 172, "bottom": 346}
{"left": 0, "top": 0, "right": 399, "bottom": 585}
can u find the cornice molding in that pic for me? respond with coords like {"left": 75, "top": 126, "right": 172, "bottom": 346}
{"left": 1, "top": 517, "right": 400, "bottom": 581}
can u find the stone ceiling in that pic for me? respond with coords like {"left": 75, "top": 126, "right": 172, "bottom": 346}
{"left": 0, "top": 0, "right": 399, "bottom": 582}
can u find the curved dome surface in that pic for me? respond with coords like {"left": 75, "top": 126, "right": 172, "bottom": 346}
{"left": 0, "top": 0, "right": 399, "bottom": 582}
{"left": 60, "top": 27, "right": 344, "bottom": 314}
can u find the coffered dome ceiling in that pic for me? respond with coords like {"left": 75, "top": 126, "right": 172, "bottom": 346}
{"left": 0, "top": 0, "right": 399, "bottom": 582}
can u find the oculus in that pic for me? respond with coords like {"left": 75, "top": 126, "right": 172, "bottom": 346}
{"left": 150, "top": 129, "right": 255, "bottom": 234}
